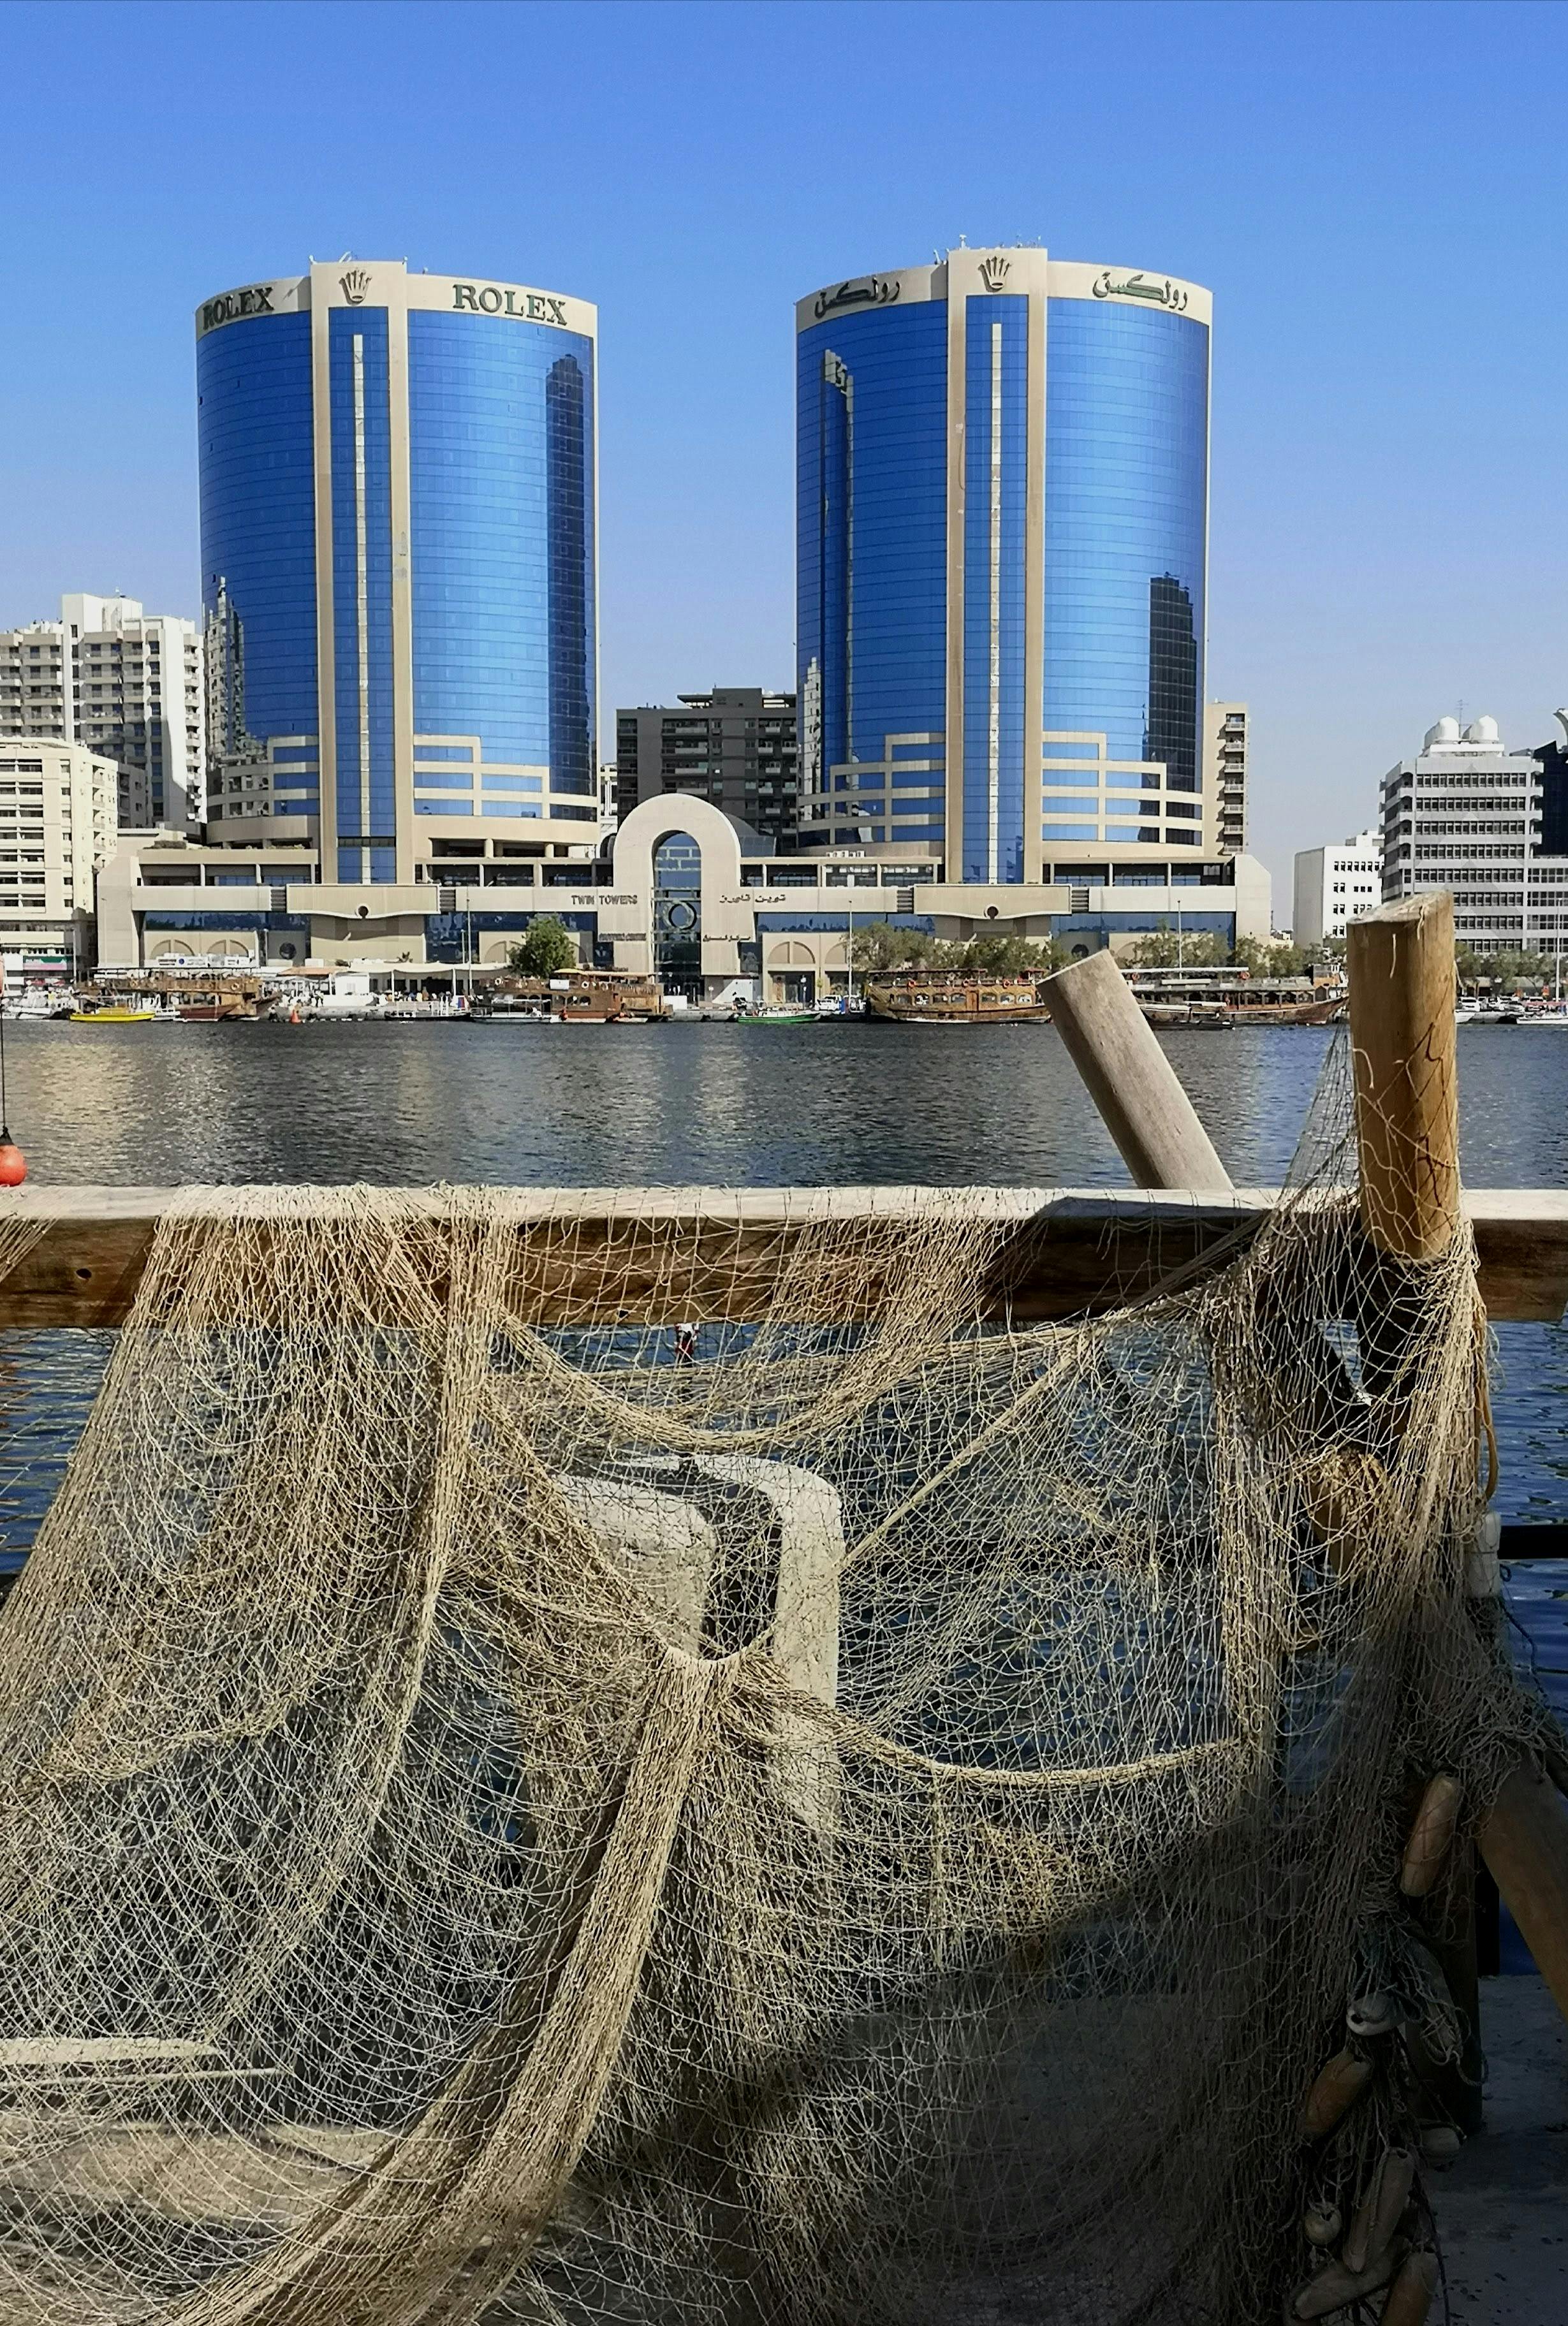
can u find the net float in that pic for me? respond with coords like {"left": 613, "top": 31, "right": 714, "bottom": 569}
{"left": 1400, "top": 1775, "right": 1463, "bottom": 1896}
{"left": 1301, "top": 2047, "right": 1372, "bottom": 2139}
{"left": 1379, "top": 2249, "right": 1439, "bottom": 2325}
{"left": 1345, "top": 1989, "right": 1400, "bottom": 2039}
{"left": 1291, "top": 2242, "right": 1403, "bottom": 2320}
{"left": 1343, "top": 2146, "right": 1414, "bottom": 2272}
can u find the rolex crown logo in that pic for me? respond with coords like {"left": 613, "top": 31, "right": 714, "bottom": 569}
{"left": 340, "top": 266, "right": 372, "bottom": 305}
{"left": 979, "top": 254, "right": 1011, "bottom": 293}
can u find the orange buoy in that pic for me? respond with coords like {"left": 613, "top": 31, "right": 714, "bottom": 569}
{"left": 0, "top": 1137, "right": 26, "bottom": 1187}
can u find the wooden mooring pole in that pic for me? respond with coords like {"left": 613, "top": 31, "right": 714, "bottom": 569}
{"left": 1349, "top": 892, "right": 1568, "bottom": 2034}
{"left": 1044, "top": 949, "right": 1233, "bottom": 1190}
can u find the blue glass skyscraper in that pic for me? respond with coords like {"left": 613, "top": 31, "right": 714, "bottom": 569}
{"left": 196, "top": 260, "right": 597, "bottom": 886}
{"left": 796, "top": 249, "right": 1211, "bottom": 884}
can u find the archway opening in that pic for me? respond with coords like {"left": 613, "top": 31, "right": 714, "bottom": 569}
{"left": 653, "top": 833, "right": 703, "bottom": 999}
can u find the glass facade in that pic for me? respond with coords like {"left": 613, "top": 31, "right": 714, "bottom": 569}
{"left": 197, "top": 314, "right": 318, "bottom": 755}
{"left": 796, "top": 261, "right": 1209, "bottom": 881}
{"left": 197, "top": 270, "right": 596, "bottom": 884}
{"left": 796, "top": 302, "right": 948, "bottom": 847}
{"left": 1043, "top": 299, "right": 1208, "bottom": 793}
{"left": 652, "top": 831, "right": 702, "bottom": 990}
{"left": 407, "top": 312, "right": 596, "bottom": 796}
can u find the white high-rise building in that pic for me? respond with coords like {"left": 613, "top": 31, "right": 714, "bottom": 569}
{"left": 1379, "top": 714, "right": 1568, "bottom": 958}
{"left": 0, "top": 596, "right": 204, "bottom": 831}
{"left": 0, "top": 736, "right": 117, "bottom": 979}
{"left": 1293, "top": 830, "right": 1382, "bottom": 948}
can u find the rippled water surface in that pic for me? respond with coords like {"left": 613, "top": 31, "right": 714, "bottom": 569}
{"left": 2, "top": 1016, "right": 1564, "bottom": 1523}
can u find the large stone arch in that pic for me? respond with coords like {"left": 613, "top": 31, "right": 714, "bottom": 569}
{"left": 607, "top": 796, "right": 759, "bottom": 983}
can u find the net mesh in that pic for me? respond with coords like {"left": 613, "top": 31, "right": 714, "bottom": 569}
{"left": 0, "top": 1037, "right": 1551, "bottom": 2325}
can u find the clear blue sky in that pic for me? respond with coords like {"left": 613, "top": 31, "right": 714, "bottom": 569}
{"left": 4, "top": 0, "right": 1566, "bottom": 905}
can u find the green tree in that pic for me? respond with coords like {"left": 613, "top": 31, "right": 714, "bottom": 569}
{"left": 1232, "top": 935, "right": 1308, "bottom": 977}
{"left": 851, "top": 924, "right": 1068, "bottom": 977}
{"left": 1484, "top": 947, "right": 1553, "bottom": 993}
{"left": 1122, "top": 930, "right": 1226, "bottom": 970}
{"left": 849, "top": 921, "right": 937, "bottom": 972}
{"left": 508, "top": 916, "right": 578, "bottom": 978}
{"left": 957, "top": 932, "right": 1067, "bottom": 974}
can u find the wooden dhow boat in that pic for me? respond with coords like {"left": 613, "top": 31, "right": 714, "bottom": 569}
{"left": 863, "top": 973, "right": 1053, "bottom": 1024}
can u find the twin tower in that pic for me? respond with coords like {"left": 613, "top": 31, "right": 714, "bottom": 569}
{"left": 196, "top": 248, "right": 1211, "bottom": 889}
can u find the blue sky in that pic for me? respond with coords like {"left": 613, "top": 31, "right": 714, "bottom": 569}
{"left": 4, "top": 0, "right": 1566, "bottom": 903}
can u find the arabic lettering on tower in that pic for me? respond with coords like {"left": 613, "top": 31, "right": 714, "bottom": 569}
{"left": 813, "top": 275, "right": 902, "bottom": 322}
{"left": 1090, "top": 271, "right": 1189, "bottom": 314}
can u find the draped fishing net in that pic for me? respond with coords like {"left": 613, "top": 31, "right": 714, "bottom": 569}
{"left": 0, "top": 1037, "right": 1552, "bottom": 2326}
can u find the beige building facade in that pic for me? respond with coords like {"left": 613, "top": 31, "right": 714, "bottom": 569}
{"left": 0, "top": 737, "right": 117, "bottom": 977}
{"left": 98, "top": 794, "right": 1271, "bottom": 998}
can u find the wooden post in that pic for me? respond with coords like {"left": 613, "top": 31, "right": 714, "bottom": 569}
{"left": 1347, "top": 892, "right": 1461, "bottom": 1262}
{"left": 1348, "top": 891, "right": 1568, "bottom": 2042}
{"left": 1477, "top": 1762, "right": 1568, "bottom": 2024}
{"left": 1044, "top": 949, "right": 1233, "bottom": 1190}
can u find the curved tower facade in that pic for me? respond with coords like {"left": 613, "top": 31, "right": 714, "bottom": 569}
{"left": 197, "top": 260, "right": 597, "bottom": 885}
{"left": 796, "top": 249, "right": 1210, "bottom": 883}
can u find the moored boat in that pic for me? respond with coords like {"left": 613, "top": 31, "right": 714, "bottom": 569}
{"left": 1125, "top": 969, "right": 1345, "bottom": 1027}
{"left": 863, "top": 974, "right": 1051, "bottom": 1025}
{"left": 487, "top": 970, "right": 670, "bottom": 1022}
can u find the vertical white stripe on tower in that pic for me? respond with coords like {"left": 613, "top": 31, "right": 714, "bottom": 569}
{"left": 987, "top": 318, "right": 1002, "bottom": 886}
{"left": 352, "top": 335, "right": 370, "bottom": 879}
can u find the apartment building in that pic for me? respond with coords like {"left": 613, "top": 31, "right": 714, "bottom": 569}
{"left": 1380, "top": 713, "right": 1568, "bottom": 958}
{"left": 0, "top": 736, "right": 117, "bottom": 976}
{"left": 1205, "top": 702, "right": 1247, "bottom": 855}
{"left": 615, "top": 689, "right": 799, "bottom": 842}
{"left": 0, "top": 595, "right": 204, "bottom": 829}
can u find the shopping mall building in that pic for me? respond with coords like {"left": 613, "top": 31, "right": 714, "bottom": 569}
{"left": 98, "top": 792, "right": 1268, "bottom": 996}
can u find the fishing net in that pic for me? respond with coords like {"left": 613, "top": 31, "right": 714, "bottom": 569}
{"left": 0, "top": 1035, "right": 1551, "bottom": 2326}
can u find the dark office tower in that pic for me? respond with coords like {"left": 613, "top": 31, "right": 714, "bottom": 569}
{"left": 615, "top": 689, "right": 799, "bottom": 843}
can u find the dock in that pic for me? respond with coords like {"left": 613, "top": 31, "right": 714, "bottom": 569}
{"left": 0, "top": 1181, "right": 1565, "bottom": 1328}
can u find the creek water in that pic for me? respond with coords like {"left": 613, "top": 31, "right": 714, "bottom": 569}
{"left": 0, "top": 1002, "right": 1555, "bottom": 2320}
{"left": 3, "top": 1015, "right": 1564, "bottom": 1735}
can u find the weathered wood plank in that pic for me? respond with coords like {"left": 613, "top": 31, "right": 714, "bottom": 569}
{"left": 0, "top": 1185, "right": 1562, "bottom": 1327}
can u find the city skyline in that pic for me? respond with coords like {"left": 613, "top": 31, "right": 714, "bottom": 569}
{"left": 6, "top": 0, "right": 1568, "bottom": 904}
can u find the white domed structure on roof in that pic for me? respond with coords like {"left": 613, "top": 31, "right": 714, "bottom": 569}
{"left": 1462, "top": 715, "right": 1499, "bottom": 745}
{"left": 1423, "top": 717, "right": 1460, "bottom": 750}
